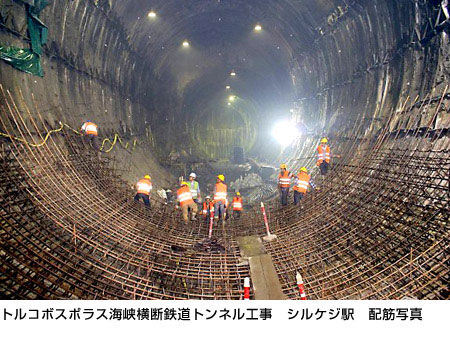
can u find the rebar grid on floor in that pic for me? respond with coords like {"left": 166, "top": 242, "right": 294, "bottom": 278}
{"left": 0, "top": 85, "right": 449, "bottom": 299}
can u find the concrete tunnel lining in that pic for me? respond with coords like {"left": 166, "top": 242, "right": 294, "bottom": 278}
{"left": 0, "top": 0, "right": 449, "bottom": 299}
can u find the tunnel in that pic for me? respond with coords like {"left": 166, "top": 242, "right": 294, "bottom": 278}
{"left": 0, "top": 0, "right": 449, "bottom": 300}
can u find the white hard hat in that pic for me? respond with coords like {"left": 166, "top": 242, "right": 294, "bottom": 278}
{"left": 189, "top": 172, "right": 196, "bottom": 178}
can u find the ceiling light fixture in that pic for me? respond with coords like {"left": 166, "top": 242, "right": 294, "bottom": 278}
{"left": 226, "top": 85, "right": 231, "bottom": 89}
{"left": 228, "top": 95, "right": 236, "bottom": 102}
{"left": 182, "top": 40, "right": 190, "bottom": 47}
{"left": 148, "top": 11, "right": 156, "bottom": 18}
{"left": 230, "top": 71, "right": 236, "bottom": 76}
{"left": 254, "top": 24, "right": 262, "bottom": 31}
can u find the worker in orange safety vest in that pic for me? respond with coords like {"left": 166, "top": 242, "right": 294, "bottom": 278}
{"left": 317, "top": 137, "right": 331, "bottom": 175}
{"left": 213, "top": 174, "right": 227, "bottom": 225}
{"left": 201, "top": 196, "right": 214, "bottom": 220}
{"left": 135, "top": 175, "right": 152, "bottom": 208}
{"left": 278, "top": 163, "right": 293, "bottom": 206}
{"left": 177, "top": 182, "right": 198, "bottom": 223}
{"left": 293, "top": 167, "right": 316, "bottom": 205}
{"left": 231, "top": 192, "right": 243, "bottom": 219}
{"left": 81, "top": 120, "right": 100, "bottom": 151}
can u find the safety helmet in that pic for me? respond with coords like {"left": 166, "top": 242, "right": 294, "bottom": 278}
{"left": 144, "top": 175, "right": 151, "bottom": 180}
{"left": 299, "top": 167, "right": 307, "bottom": 173}
{"left": 280, "top": 163, "right": 287, "bottom": 169}
{"left": 205, "top": 195, "right": 211, "bottom": 200}
{"left": 236, "top": 192, "right": 241, "bottom": 196}
{"left": 217, "top": 174, "right": 225, "bottom": 181}
{"left": 321, "top": 138, "right": 328, "bottom": 144}
{"left": 181, "top": 181, "right": 188, "bottom": 186}
{"left": 86, "top": 120, "right": 91, "bottom": 123}
{"left": 189, "top": 172, "right": 196, "bottom": 178}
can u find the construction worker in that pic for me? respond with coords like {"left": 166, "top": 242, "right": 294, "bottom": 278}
{"left": 292, "top": 167, "right": 316, "bottom": 205}
{"left": 278, "top": 164, "right": 293, "bottom": 206}
{"left": 213, "top": 174, "right": 227, "bottom": 224}
{"left": 135, "top": 175, "right": 152, "bottom": 208}
{"left": 231, "top": 192, "right": 243, "bottom": 219}
{"left": 177, "top": 182, "right": 198, "bottom": 223}
{"left": 187, "top": 172, "right": 201, "bottom": 203}
{"left": 81, "top": 120, "right": 100, "bottom": 151}
{"left": 317, "top": 138, "right": 331, "bottom": 175}
{"left": 201, "top": 196, "right": 214, "bottom": 220}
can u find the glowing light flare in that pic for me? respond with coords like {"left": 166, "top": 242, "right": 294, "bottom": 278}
{"left": 148, "top": 11, "right": 156, "bottom": 18}
{"left": 271, "top": 120, "right": 300, "bottom": 146}
{"left": 230, "top": 71, "right": 236, "bottom": 76}
{"left": 226, "top": 85, "right": 231, "bottom": 89}
{"left": 182, "top": 40, "right": 190, "bottom": 47}
{"left": 228, "top": 95, "right": 236, "bottom": 102}
{"left": 254, "top": 24, "right": 262, "bottom": 31}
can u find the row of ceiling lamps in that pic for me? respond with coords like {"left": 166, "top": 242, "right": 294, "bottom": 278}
{"left": 147, "top": 11, "right": 261, "bottom": 107}
{"left": 147, "top": 11, "right": 262, "bottom": 48}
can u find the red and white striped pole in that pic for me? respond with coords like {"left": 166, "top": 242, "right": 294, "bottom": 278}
{"left": 260, "top": 202, "right": 271, "bottom": 236}
{"left": 296, "top": 271, "right": 307, "bottom": 300}
{"left": 208, "top": 211, "right": 214, "bottom": 238}
{"left": 244, "top": 277, "right": 250, "bottom": 300}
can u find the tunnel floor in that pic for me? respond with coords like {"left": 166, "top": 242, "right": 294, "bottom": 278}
{"left": 1, "top": 86, "right": 448, "bottom": 300}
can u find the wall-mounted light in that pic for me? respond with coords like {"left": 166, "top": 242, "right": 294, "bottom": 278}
{"left": 230, "top": 71, "right": 236, "bottom": 76}
{"left": 254, "top": 24, "right": 262, "bottom": 31}
{"left": 226, "top": 85, "right": 231, "bottom": 89}
{"left": 182, "top": 40, "right": 190, "bottom": 47}
{"left": 228, "top": 95, "right": 236, "bottom": 102}
{"left": 227, "top": 102, "right": 232, "bottom": 106}
{"left": 148, "top": 11, "right": 156, "bottom": 18}
{"left": 272, "top": 120, "right": 300, "bottom": 146}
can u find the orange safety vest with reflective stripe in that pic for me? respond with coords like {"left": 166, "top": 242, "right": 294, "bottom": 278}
{"left": 293, "top": 172, "right": 311, "bottom": 193}
{"left": 317, "top": 144, "right": 330, "bottom": 164}
{"left": 81, "top": 122, "right": 98, "bottom": 136}
{"left": 177, "top": 185, "right": 195, "bottom": 207}
{"left": 232, "top": 197, "right": 243, "bottom": 211}
{"left": 202, "top": 201, "right": 214, "bottom": 215}
{"left": 136, "top": 178, "right": 152, "bottom": 195}
{"left": 213, "top": 182, "right": 227, "bottom": 204}
{"left": 278, "top": 170, "right": 291, "bottom": 188}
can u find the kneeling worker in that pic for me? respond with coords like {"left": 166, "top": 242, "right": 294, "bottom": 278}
{"left": 177, "top": 182, "right": 198, "bottom": 223}
{"left": 232, "top": 192, "right": 243, "bottom": 219}
{"left": 135, "top": 175, "right": 152, "bottom": 208}
{"left": 201, "top": 196, "right": 214, "bottom": 220}
{"left": 81, "top": 120, "right": 100, "bottom": 151}
{"left": 293, "top": 167, "right": 316, "bottom": 205}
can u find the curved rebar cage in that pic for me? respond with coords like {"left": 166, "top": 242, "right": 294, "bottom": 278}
{"left": 0, "top": 85, "right": 449, "bottom": 300}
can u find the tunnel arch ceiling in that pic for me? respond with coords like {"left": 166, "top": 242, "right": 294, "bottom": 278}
{"left": 106, "top": 0, "right": 448, "bottom": 164}
{"left": 109, "top": 0, "right": 345, "bottom": 161}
